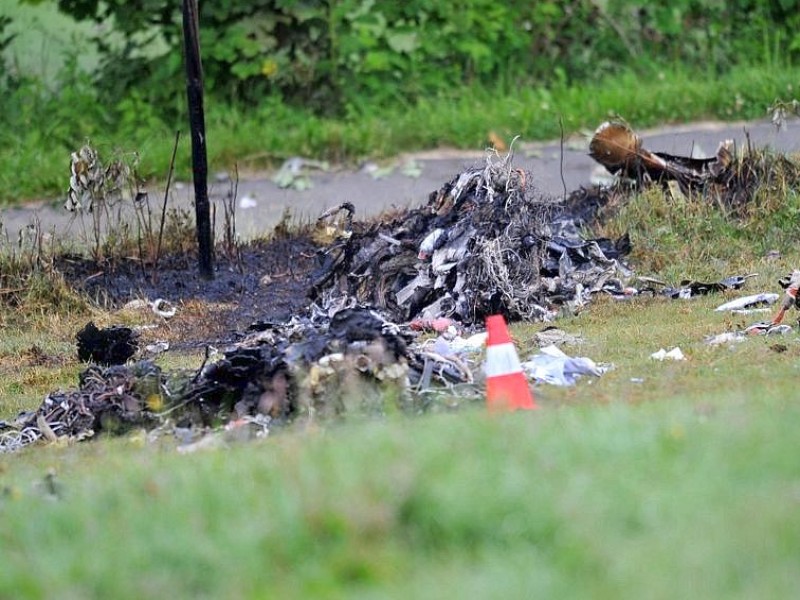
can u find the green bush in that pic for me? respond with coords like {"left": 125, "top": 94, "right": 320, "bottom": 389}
{"left": 1, "top": 1, "right": 799, "bottom": 202}
{"left": 44, "top": 0, "right": 800, "bottom": 116}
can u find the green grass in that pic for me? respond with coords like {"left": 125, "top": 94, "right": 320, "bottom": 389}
{"left": 2, "top": 346, "right": 800, "bottom": 598}
{"left": 1, "top": 63, "right": 798, "bottom": 203}
{"left": 3, "top": 265, "right": 800, "bottom": 597}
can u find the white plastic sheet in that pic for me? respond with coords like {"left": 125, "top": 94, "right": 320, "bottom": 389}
{"left": 521, "top": 344, "right": 608, "bottom": 386}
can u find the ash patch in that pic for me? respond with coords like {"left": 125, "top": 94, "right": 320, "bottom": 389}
{"left": 57, "top": 236, "right": 320, "bottom": 333}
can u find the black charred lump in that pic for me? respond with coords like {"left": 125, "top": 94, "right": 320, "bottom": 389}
{"left": 76, "top": 321, "right": 139, "bottom": 365}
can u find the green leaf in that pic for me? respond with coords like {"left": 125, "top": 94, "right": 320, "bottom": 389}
{"left": 363, "top": 50, "right": 392, "bottom": 72}
{"left": 386, "top": 32, "right": 419, "bottom": 54}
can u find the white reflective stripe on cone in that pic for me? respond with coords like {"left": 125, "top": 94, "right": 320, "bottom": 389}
{"left": 484, "top": 343, "right": 523, "bottom": 377}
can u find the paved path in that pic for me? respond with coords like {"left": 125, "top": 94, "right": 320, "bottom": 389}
{"left": 3, "top": 118, "right": 798, "bottom": 242}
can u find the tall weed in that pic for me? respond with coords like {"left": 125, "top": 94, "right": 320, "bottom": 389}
{"left": 596, "top": 149, "right": 800, "bottom": 281}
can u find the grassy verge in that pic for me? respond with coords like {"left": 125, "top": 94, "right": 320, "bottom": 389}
{"left": 2, "top": 298, "right": 800, "bottom": 598}
{"left": 1, "top": 121, "right": 800, "bottom": 596}
{"left": 1, "top": 240, "right": 800, "bottom": 597}
{"left": 1, "top": 63, "right": 798, "bottom": 204}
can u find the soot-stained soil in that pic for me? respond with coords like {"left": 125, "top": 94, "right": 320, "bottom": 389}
{"left": 57, "top": 234, "right": 321, "bottom": 344}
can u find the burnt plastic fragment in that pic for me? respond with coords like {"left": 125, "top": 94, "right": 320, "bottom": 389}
{"left": 76, "top": 322, "right": 139, "bottom": 365}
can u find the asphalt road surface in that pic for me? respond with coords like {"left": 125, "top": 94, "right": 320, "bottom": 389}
{"left": 3, "top": 118, "right": 799, "bottom": 242}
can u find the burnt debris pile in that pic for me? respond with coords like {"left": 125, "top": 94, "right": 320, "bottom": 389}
{"left": 310, "top": 151, "right": 632, "bottom": 325}
{"left": 589, "top": 120, "right": 800, "bottom": 216}
{"left": 3, "top": 150, "right": 640, "bottom": 452}
{"left": 1, "top": 307, "right": 478, "bottom": 452}
{"left": 0, "top": 362, "right": 164, "bottom": 452}
{"left": 179, "top": 306, "right": 428, "bottom": 425}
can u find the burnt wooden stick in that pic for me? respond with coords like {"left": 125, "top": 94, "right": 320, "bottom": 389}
{"left": 182, "top": 0, "right": 214, "bottom": 279}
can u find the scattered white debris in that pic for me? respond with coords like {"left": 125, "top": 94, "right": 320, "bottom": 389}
{"left": 533, "top": 327, "right": 584, "bottom": 346}
{"left": 273, "top": 157, "right": 329, "bottom": 190}
{"left": 705, "top": 332, "right": 746, "bottom": 346}
{"left": 401, "top": 160, "right": 422, "bottom": 178}
{"left": 123, "top": 299, "right": 150, "bottom": 311}
{"left": 239, "top": 194, "right": 258, "bottom": 209}
{"left": 145, "top": 341, "right": 170, "bottom": 355}
{"left": 650, "top": 347, "right": 686, "bottom": 361}
{"left": 714, "top": 293, "right": 779, "bottom": 312}
{"left": 428, "top": 329, "right": 487, "bottom": 357}
{"left": 522, "top": 344, "right": 609, "bottom": 386}
{"left": 743, "top": 322, "right": 793, "bottom": 336}
{"left": 151, "top": 299, "right": 177, "bottom": 319}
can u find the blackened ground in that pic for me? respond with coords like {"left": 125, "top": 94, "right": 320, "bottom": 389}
{"left": 58, "top": 235, "right": 321, "bottom": 343}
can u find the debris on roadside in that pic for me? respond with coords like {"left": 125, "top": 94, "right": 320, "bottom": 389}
{"left": 151, "top": 299, "right": 177, "bottom": 319}
{"left": 707, "top": 273, "right": 800, "bottom": 344}
{"left": 16, "top": 152, "right": 641, "bottom": 452}
{"left": 419, "top": 326, "right": 486, "bottom": 360}
{"left": 706, "top": 322, "right": 793, "bottom": 345}
{"left": 742, "top": 322, "right": 793, "bottom": 336}
{"left": 521, "top": 344, "right": 609, "bottom": 386}
{"left": 123, "top": 298, "right": 178, "bottom": 319}
{"left": 585, "top": 272, "right": 759, "bottom": 301}
{"left": 239, "top": 193, "right": 258, "bottom": 209}
{"left": 309, "top": 150, "right": 633, "bottom": 325}
{"left": 735, "top": 272, "right": 800, "bottom": 337}
{"left": 588, "top": 120, "right": 800, "bottom": 216}
{"left": 533, "top": 327, "right": 585, "bottom": 347}
{"left": 590, "top": 120, "right": 733, "bottom": 192}
{"left": 705, "top": 331, "right": 746, "bottom": 346}
{"left": 272, "top": 157, "right": 330, "bottom": 190}
{"left": 0, "top": 361, "right": 163, "bottom": 453}
{"left": 1, "top": 304, "right": 488, "bottom": 453}
{"left": 360, "top": 158, "right": 423, "bottom": 180}
{"left": 12, "top": 131, "right": 800, "bottom": 455}
{"left": 409, "top": 316, "right": 456, "bottom": 333}
{"left": 660, "top": 274, "right": 756, "bottom": 300}
{"left": 707, "top": 322, "right": 793, "bottom": 345}
{"left": 144, "top": 341, "right": 170, "bottom": 355}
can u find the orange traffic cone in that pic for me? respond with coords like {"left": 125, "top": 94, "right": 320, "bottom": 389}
{"left": 484, "top": 315, "right": 537, "bottom": 411}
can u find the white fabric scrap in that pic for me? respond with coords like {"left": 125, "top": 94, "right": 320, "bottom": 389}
{"left": 424, "top": 331, "right": 487, "bottom": 358}
{"left": 521, "top": 344, "right": 608, "bottom": 386}
{"left": 705, "top": 332, "right": 745, "bottom": 346}
{"left": 239, "top": 194, "right": 258, "bottom": 209}
{"left": 650, "top": 347, "right": 686, "bottom": 361}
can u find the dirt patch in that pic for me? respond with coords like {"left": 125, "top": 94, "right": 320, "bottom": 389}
{"left": 57, "top": 235, "right": 321, "bottom": 345}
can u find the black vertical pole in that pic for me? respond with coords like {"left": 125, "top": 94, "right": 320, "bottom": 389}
{"left": 182, "top": 0, "right": 214, "bottom": 279}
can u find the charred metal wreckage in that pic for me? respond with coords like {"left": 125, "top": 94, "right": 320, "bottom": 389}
{"left": 4, "top": 122, "right": 799, "bottom": 452}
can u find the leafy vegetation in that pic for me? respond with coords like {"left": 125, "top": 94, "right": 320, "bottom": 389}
{"left": 41, "top": 0, "right": 800, "bottom": 111}
{"left": 0, "top": 0, "right": 798, "bottom": 202}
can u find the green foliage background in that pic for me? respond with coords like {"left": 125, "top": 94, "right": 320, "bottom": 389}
{"left": 0, "top": 0, "right": 798, "bottom": 201}
{"left": 38, "top": 0, "right": 800, "bottom": 113}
